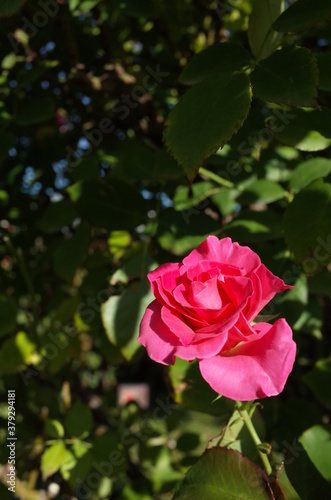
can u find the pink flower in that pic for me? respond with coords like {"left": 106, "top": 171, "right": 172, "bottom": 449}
{"left": 138, "top": 236, "right": 296, "bottom": 401}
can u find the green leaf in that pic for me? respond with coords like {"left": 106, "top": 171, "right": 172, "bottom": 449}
{"left": 36, "top": 199, "right": 77, "bottom": 233}
{"left": 101, "top": 281, "right": 155, "bottom": 361}
{"left": 157, "top": 209, "right": 219, "bottom": 256}
{"left": 164, "top": 73, "right": 252, "bottom": 181}
{"left": 168, "top": 358, "right": 232, "bottom": 416}
{"left": 299, "top": 425, "right": 331, "bottom": 483}
{"left": 45, "top": 419, "right": 65, "bottom": 439}
{"left": 0, "top": 0, "right": 26, "bottom": 17}
{"left": 41, "top": 441, "right": 67, "bottom": 480}
{"left": 65, "top": 400, "right": 93, "bottom": 439}
{"left": 173, "top": 182, "right": 223, "bottom": 211}
{"left": 290, "top": 158, "right": 331, "bottom": 193}
{"left": 2, "top": 53, "right": 20, "bottom": 70}
{"left": 211, "top": 189, "right": 239, "bottom": 216}
{"left": 0, "top": 332, "right": 39, "bottom": 376}
{"left": 69, "top": 0, "right": 101, "bottom": 14}
{"left": 111, "top": 142, "right": 183, "bottom": 182}
{"left": 303, "top": 358, "right": 331, "bottom": 410}
{"left": 224, "top": 210, "right": 282, "bottom": 243}
{"left": 285, "top": 442, "right": 331, "bottom": 499}
{"left": 315, "top": 52, "right": 331, "bottom": 91}
{"left": 108, "top": 231, "right": 132, "bottom": 262}
{"left": 283, "top": 179, "right": 331, "bottom": 266}
{"left": 64, "top": 443, "right": 93, "bottom": 487}
{"left": 248, "top": 0, "right": 284, "bottom": 61}
{"left": 251, "top": 47, "right": 318, "bottom": 107}
{"left": 16, "top": 95, "right": 55, "bottom": 125}
{"left": 273, "top": 0, "right": 331, "bottom": 32}
{"left": 239, "top": 180, "right": 286, "bottom": 205}
{"left": 276, "top": 466, "right": 300, "bottom": 500}
{"left": 271, "top": 108, "right": 331, "bottom": 152}
{"left": 53, "top": 222, "right": 90, "bottom": 282}
{"left": 67, "top": 179, "right": 147, "bottom": 230}
{"left": 179, "top": 43, "right": 251, "bottom": 85}
{"left": 0, "top": 296, "right": 17, "bottom": 337}
{"left": 174, "top": 448, "right": 273, "bottom": 499}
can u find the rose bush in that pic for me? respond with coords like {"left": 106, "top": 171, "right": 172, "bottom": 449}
{"left": 139, "top": 236, "right": 296, "bottom": 401}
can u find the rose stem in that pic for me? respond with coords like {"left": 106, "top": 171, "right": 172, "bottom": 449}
{"left": 236, "top": 401, "right": 273, "bottom": 475}
{"left": 199, "top": 167, "right": 235, "bottom": 189}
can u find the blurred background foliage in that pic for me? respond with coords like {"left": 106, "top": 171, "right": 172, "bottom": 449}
{"left": 0, "top": 0, "right": 331, "bottom": 498}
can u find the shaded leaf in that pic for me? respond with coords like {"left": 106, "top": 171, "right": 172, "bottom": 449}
{"left": 248, "top": 0, "right": 284, "bottom": 61}
{"left": 36, "top": 199, "right": 77, "bottom": 233}
{"left": 290, "top": 158, "right": 331, "bottom": 193}
{"left": 239, "top": 180, "right": 286, "bottom": 205}
{"left": 168, "top": 358, "right": 232, "bottom": 417}
{"left": 275, "top": 465, "right": 300, "bottom": 500}
{"left": 315, "top": 52, "right": 331, "bottom": 91}
{"left": 270, "top": 108, "right": 331, "bottom": 152}
{"left": 101, "top": 280, "right": 155, "bottom": 361}
{"left": 303, "top": 358, "right": 331, "bottom": 411}
{"left": 0, "top": 332, "right": 39, "bottom": 376}
{"left": 179, "top": 43, "right": 251, "bottom": 85}
{"left": 299, "top": 425, "right": 331, "bottom": 483}
{"left": 285, "top": 442, "right": 331, "bottom": 499}
{"left": 67, "top": 179, "right": 147, "bottom": 230}
{"left": 157, "top": 209, "right": 219, "bottom": 256}
{"left": 173, "top": 182, "right": 223, "bottom": 211}
{"left": 164, "top": 73, "right": 252, "bottom": 181}
{"left": 45, "top": 419, "right": 65, "bottom": 439}
{"left": 251, "top": 47, "right": 318, "bottom": 107}
{"left": 283, "top": 179, "right": 331, "bottom": 266}
{"left": 53, "top": 222, "right": 90, "bottom": 282}
{"left": 65, "top": 400, "right": 93, "bottom": 439}
{"left": 224, "top": 210, "right": 282, "bottom": 243}
{"left": 174, "top": 447, "right": 273, "bottom": 499}
{"left": 273, "top": 0, "right": 331, "bottom": 32}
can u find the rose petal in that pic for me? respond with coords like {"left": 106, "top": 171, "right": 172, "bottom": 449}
{"left": 138, "top": 300, "right": 178, "bottom": 364}
{"left": 199, "top": 319, "right": 296, "bottom": 400}
{"left": 139, "top": 300, "right": 230, "bottom": 363}
{"left": 175, "top": 329, "right": 228, "bottom": 360}
{"left": 148, "top": 263, "right": 181, "bottom": 308}
{"left": 222, "top": 314, "right": 256, "bottom": 351}
{"left": 183, "top": 236, "right": 260, "bottom": 274}
{"left": 189, "top": 277, "right": 223, "bottom": 310}
{"left": 173, "top": 282, "right": 223, "bottom": 324}
{"left": 161, "top": 306, "right": 196, "bottom": 346}
{"left": 220, "top": 275, "right": 253, "bottom": 309}
{"left": 245, "top": 264, "right": 294, "bottom": 321}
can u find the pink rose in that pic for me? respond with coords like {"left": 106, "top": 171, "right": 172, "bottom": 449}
{"left": 138, "top": 236, "right": 296, "bottom": 401}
